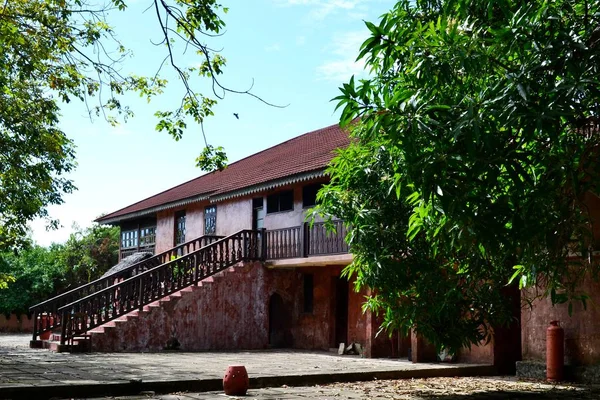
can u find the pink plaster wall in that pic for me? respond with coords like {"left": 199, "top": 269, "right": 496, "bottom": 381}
{"left": 0, "top": 314, "right": 33, "bottom": 332}
{"left": 215, "top": 198, "right": 252, "bottom": 236}
{"left": 155, "top": 210, "right": 175, "bottom": 253}
{"left": 185, "top": 202, "right": 205, "bottom": 240}
{"left": 457, "top": 337, "right": 495, "bottom": 364}
{"left": 522, "top": 277, "right": 600, "bottom": 366}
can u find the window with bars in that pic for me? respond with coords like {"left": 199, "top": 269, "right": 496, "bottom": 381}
{"left": 121, "top": 230, "right": 138, "bottom": 249}
{"left": 139, "top": 226, "right": 156, "bottom": 246}
{"left": 204, "top": 205, "right": 217, "bottom": 235}
{"left": 175, "top": 211, "right": 186, "bottom": 245}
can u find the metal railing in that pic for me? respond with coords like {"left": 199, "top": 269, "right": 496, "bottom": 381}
{"left": 29, "top": 234, "right": 222, "bottom": 341}
{"left": 58, "top": 229, "right": 264, "bottom": 345}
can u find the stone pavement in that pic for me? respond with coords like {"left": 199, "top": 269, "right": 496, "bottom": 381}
{"left": 0, "top": 334, "right": 495, "bottom": 399}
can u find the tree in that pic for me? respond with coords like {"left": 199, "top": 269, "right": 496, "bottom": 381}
{"left": 319, "top": 0, "right": 600, "bottom": 352}
{"left": 0, "top": 224, "right": 119, "bottom": 315}
{"left": 0, "top": 0, "right": 275, "bottom": 250}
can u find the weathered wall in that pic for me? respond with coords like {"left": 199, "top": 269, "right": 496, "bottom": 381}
{"left": 347, "top": 284, "right": 369, "bottom": 346}
{"left": 185, "top": 202, "right": 205, "bottom": 240}
{"left": 155, "top": 210, "right": 175, "bottom": 253}
{"left": 92, "top": 263, "right": 361, "bottom": 352}
{"left": 215, "top": 198, "right": 252, "bottom": 236}
{"left": 262, "top": 181, "right": 327, "bottom": 231}
{"left": 0, "top": 314, "right": 33, "bottom": 333}
{"left": 90, "top": 262, "right": 389, "bottom": 355}
{"left": 457, "top": 337, "right": 495, "bottom": 364}
{"left": 292, "top": 266, "right": 342, "bottom": 350}
{"left": 522, "top": 277, "right": 600, "bottom": 366}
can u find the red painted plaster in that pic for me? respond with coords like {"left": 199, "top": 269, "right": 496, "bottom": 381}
{"left": 522, "top": 277, "right": 600, "bottom": 366}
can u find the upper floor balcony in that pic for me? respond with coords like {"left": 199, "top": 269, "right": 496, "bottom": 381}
{"left": 119, "top": 219, "right": 350, "bottom": 266}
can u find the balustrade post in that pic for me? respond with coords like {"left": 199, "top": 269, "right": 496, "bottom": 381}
{"left": 32, "top": 311, "right": 38, "bottom": 341}
{"left": 301, "top": 222, "right": 309, "bottom": 258}
{"left": 138, "top": 277, "right": 145, "bottom": 311}
{"left": 261, "top": 228, "right": 267, "bottom": 261}
{"left": 60, "top": 310, "right": 68, "bottom": 345}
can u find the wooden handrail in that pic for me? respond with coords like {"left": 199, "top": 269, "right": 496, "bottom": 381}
{"left": 57, "top": 229, "right": 264, "bottom": 345}
{"left": 29, "top": 234, "right": 222, "bottom": 341}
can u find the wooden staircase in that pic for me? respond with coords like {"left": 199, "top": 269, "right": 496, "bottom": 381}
{"left": 30, "top": 230, "right": 264, "bottom": 352}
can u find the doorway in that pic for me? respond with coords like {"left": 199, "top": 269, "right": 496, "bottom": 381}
{"left": 268, "top": 293, "right": 290, "bottom": 348}
{"left": 252, "top": 197, "right": 265, "bottom": 230}
{"left": 334, "top": 277, "right": 349, "bottom": 346}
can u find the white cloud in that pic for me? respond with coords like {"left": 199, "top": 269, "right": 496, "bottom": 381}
{"left": 265, "top": 43, "right": 282, "bottom": 52}
{"left": 275, "top": 0, "right": 371, "bottom": 20}
{"left": 316, "top": 30, "right": 370, "bottom": 82}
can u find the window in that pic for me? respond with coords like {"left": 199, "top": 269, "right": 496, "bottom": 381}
{"left": 266, "top": 190, "right": 294, "bottom": 214}
{"left": 302, "top": 183, "right": 323, "bottom": 208}
{"left": 175, "top": 211, "right": 186, "bottom": 245}
{"left": 252, "top": 198, "right": 264, "bottom": 230}
{"left": 139, "top": 226, "right": 156, "bottom": 247}
{"left": 121, "top": 230, "right": 138, "bottom": 249}
{"left": 303, "top": 274, "right": 314, "bottom": 313}
{"left": 204, "top": 205, "right": 217, "bottom": 235}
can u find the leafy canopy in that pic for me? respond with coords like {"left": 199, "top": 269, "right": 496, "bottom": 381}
{"left": 1, "top": 0, "right": 275, "bottom": 250}
{"left": 0, "top": 224, "right": 118, "bottom": 315}
{"left": 319, "top": 0, "right": 600, "bottom": 351}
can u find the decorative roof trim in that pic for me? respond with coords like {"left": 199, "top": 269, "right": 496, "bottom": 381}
{"left": 97, "top": 169, "right": 327, "bottom": 225}
{"left": 96, "top": 193, "right": 212, "bottom": 225}
{"left": 209, "top": 170, "right": 326, "bottom": 202}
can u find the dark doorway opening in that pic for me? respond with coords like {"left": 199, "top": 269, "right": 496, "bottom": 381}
{"left": 269, "top": 293, "right": 291, "bottom": 348}
{"left": 334, "top": 277, "right": 349, "bottom": 346}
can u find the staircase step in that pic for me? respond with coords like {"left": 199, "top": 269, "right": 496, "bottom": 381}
{"left": 179, "top": 286, "right": 201, "bottom": 293}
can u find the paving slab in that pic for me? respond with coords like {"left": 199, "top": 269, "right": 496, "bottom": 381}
{"left": 0, "top": 334, "right": 495, "bottom": 399}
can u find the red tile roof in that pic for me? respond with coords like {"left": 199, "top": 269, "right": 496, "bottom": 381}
{"left": 96, "top": 123, "right": 350, "bottom": 223}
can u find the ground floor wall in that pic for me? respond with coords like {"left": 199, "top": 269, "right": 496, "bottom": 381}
{"left": 522, "top": 277, "right": 600, "bottom": 366}
{"left": 90, "top": 260, "right": 508, "bottom": 364}
{"left": 91, "top": 262, "right": 391, "bottom": 354}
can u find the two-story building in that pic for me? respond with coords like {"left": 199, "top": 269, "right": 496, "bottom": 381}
{"left": 30, "top": 123, "right": 506, "bottom": 367}
{"left": 71, "top": 123, "right": 401, "bottom": 356}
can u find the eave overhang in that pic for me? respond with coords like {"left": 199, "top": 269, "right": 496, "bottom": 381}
{"left": 96, "top": 169, "right": 327, "bottom": 225}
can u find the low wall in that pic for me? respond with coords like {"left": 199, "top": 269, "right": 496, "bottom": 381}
{"left": 0, "top": 314, "right": 33, "bottom": 333}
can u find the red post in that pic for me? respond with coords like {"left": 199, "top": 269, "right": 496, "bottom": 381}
{"left": 546, "top": 320, "right": 564, "bottom": 381}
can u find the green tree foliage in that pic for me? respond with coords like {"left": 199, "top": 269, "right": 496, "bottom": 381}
{"left": 319, "top": 0, "right": 600, "bottom": 351}
{"left": 0, "top": 224, "right": 118, "bottom": 315}
{"left": 1, "top": 0, "right": 271, "bottom": 250}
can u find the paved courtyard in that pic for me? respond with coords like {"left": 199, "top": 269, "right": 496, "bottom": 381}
{"left": 0, "top": 334, "right": 493, "bottom": 399}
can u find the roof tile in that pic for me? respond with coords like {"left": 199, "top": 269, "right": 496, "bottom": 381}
{"left": 97, "top": 123, "right": 350, "bottom": 222}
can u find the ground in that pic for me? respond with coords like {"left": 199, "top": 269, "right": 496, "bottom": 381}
{"left": 1, "top": 334, "right": 599, "bottom": 399}
{"left": 74, "top": 378, "right": 600, "bottom": 399}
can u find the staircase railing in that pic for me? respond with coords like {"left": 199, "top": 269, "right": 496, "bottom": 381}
{"left": 29, "top": 234, "right": 222, "bottom": 341}
{"left": 57, "top": 229, "right": 265, "bottom": 346}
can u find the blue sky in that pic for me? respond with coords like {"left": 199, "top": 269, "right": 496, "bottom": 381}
{"left": 29, "top": 0, "right": 395, "bottom": 246}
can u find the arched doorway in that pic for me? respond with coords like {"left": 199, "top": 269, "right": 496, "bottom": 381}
{"left": 269, "top": 293, "right": 291, "bottom": 348}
